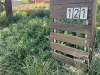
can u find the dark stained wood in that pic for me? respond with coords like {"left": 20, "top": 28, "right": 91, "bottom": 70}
{"left": 50, "top": 0, "right": 97, "bottom": 68}
{"left": 88, "top": 0, "right": 97, "bottom": 62}
{"left": 51, "top": 42, "right": 89, "bottom": 59}
{"left": 51, "top": 0, "right": 93, "bottom": 5}
{"left": 51, "top": 51, "right": 88, "bottom": 69}
{"left": 51, "top": 3, "right": 92, "bottom": 10}
{"left": 51, "top": 22, "right": 91, "bottom": 34}
{"left": 50, "top": 32, "right": 89, "bottom": 47}
{"left": 50, "top": 3, "right": 92, "bottom": 19}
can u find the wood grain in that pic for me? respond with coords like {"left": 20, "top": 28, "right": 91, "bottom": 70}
{"left": 51, "top": 0, "right": 93, "bottom": 5}
{"left": 51, "top": 22, "right": 91, "bottom": 34}
{"left": 51, "top": 51, "right": 88, "bottom": 69}
{"left": 51, "top": 42, "right": 89, "bottom": 59}
{"left": 50, "top": 3, "right": 92, "bottom": 19}
{"left": 50, "top": 32, "right": 89, "bottom": 47}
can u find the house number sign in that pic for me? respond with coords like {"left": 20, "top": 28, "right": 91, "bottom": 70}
{"left": 67, "top": 7, "right": 88, "bottom": 19}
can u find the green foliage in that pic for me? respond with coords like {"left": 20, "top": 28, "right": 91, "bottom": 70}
{"left": 97, "top": 1, "right": 100, "bottom": 26}
{"left": 0, "top": 16, "right": 81, "bottom": 75}
{"left": 22, "top": 0, "right": 29, "bottom": 4}
{"left": 95, "top": 27, "right": 100, "bottom": 48}
{"left": 30, "top": 10, "right": 50, "bottom": 18}
{"left": 89, "top": 53, "right": 100, "bottom": 75}
{"left": 0, "top": 5, "right": 4, "bottom": 13}
{"left": 15, "top": 11, "right": 29, "bottom": 16}
{"left": 0, "top": 14, "right": 28, "bottom": 28}
{"left": 0, "top": 17, "right": 50, "bottom": 75}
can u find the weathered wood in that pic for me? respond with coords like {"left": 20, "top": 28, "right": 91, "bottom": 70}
{"left": 5, "top": 0, "right": 13, "bottom": 17}
{"left": 51, "top": 42, "right": 89, "bottom": 59}
{"left": 51, "top": 51, "right": 88, "bottom": 69}
{"left": 50, "top": 32, "right": 89, "bottom": 47}
{"left": 51, "top": 0, "right": 93, "bottom": 5}
{"left": 88, "top": 0, "right": 97, "bottom": 62}
{"left": 50, "top": 3, "right": 92, "bottom": 19}
{"left": 50, "top": 0, "right": 97, "bottom": 69}
{"left": 51, "top": 22, "right": 91, "bottom": 34}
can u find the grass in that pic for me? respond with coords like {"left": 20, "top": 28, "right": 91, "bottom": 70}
{"left": 0, "top": 15, "right": 100, "bottom": 75}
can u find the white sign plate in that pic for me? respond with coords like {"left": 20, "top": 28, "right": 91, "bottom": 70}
{"left": 66, "top": 7, "right": 88, "bottom": 19}
{"left": 73, "top": 8, "right": 80, "bottom": 19}
{"left": 80, "top": 7, "right": 88, "bottom": 19}
{"left": 67, "top": 8, "right": 73, "bottom": 19}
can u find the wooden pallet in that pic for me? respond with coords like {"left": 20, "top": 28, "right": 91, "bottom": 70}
{"left": 50, "top": 0, "right": 97, "bottom": 70}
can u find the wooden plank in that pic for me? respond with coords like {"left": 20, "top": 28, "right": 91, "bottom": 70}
{"left": 50, "top": 33, "right": 89, "bottom": 47}
{"left": 51, "top": 0, "right": 93, "bottom": 5}
{"left": 50, "top": 42, "right": 89, "bottom": 60}
{"left": 51, "top": 22, "right": 91, "bottom": 34}
{"left": 51, "top": 51, "right": 88, "bottom": 69}
{"left": 50, "top": 3, "right": 92, "bottom": 19}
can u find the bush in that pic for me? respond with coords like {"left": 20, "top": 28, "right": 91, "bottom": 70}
{"left": 95, "top": 27, "right": 100, "bottom": 49}
{"left": 0, "top": 17, "right": 81, "bottom": 75}
{"left": 30, "top": 9, "right": 50, "bottom": 18}
{"left": 0, "top": 12, "right": 29, "bottom": 28}
{"left": 97, "top": 1, "right": 100, "bottom": 26}
{"left": 14, "top": 11, "right": 29, "bottom": 16}
{"left": 0, "top": 5, "right": 4, "bottom": 13}
{"left": 0, "top": 17, "right": 50, "bottom": 75}
{"left": 22, "top": 0, "right": 29, "bottom": 4}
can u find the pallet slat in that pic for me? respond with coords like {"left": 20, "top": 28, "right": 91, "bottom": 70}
{"left": 51, "top": 42, "right": 89, "bottom": 60}
{"left": 51, "top": 22, "right": 91, "bottom": 34}
{"left": 51, "top": 51, "right": 88, "bottom": 69}
{"left": 51, "top": 0, "right": 93, "bottom": 5}
{"left": 50, "top": 32, "right": 89, "bottom": 47}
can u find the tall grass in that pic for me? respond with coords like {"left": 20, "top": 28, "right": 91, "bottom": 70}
{"left": 0, "top": 16, "right": 81, "bottom": 75}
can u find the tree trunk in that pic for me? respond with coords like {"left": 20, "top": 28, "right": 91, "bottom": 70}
{"left": 5, "top": 0, "right": 13, "bottom": 17}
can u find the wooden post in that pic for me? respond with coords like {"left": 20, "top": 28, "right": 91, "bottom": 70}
{"left": 5, "top": 0, "right": 13, "bottom": 17}
{"left": 88, "top": 0, "right": 97, "bottom": 62}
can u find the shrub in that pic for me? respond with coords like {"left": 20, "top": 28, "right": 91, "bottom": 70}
{"left": 0, "top": 16, "right": 80, "bottom": 75}
{"left": 0, "top": 17, "right": 50, "bottom": 75}
{"left": 22, "top": 0, "right": 29, "bottom": 4}
{"left": 97, "top": 1, "right": 100, "bottom": 26}
{"left": 14, "top": 11, "right": 29, "bottom": 16}
{"left": 0, "top": 15, "right": 23, "bottom": 28}
{"left": 30, "top": 9, "right": 50, "bottom": 18}
{"left": 0, "top": 5, "right": 4, "bottom": 13}
{"left": 95, "top": 27, "right": 100, "bottom": 49}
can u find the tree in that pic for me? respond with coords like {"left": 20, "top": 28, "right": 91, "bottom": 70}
{"left": 5, "top": 0, "right": 13, "bottom": 17}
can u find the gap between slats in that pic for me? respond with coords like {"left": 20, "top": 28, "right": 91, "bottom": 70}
{"left": 50, "top": 50, "right": 88, "bottom": 69}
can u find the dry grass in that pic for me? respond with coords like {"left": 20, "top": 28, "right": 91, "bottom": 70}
{"left": 13, "top": 3, "right": 49, "bottom": 13}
